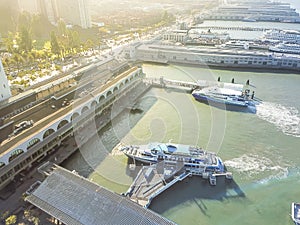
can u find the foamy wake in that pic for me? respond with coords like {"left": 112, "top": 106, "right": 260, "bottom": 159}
{"left": 256, "top": 102, "right": 300, "bottom": 137}
{"left": 224, "top": 154, "right": 287, "bottom": 178}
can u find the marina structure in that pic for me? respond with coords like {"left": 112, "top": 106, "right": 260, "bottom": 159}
{"left": 25, "top": 164, "right": 176, "bottom": 225}
{"left": 121, "top": 143, "right": 232, "bottom": 208}
{"left": 126, "top": 43, "right": 300, "bottom": 71}
{"left": 199, "top": 1, "right": 300, "bottom": 23}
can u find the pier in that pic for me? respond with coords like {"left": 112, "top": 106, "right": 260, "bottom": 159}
{"left": 126, "top": 161, "right": 233, "bottom": 208}
{"left": 190, "top": 26, "right": 271, "bottom": 32}
{"left": 144, "top": 77, "right": 245, "bottom": 93}
{"left": 144, "top": 77, "right": 221, "bottom": 91}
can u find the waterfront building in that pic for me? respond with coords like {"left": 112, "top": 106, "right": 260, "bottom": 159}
{"left": 25, "top": 164, "right": 176, "bottom": 225}
{"left": 0, "top": 60, "right": 11, "bottom": 102}
{"left": 163, "top": 30, "right": 188, "bottom": 43}
{"left": 198, "top": 1, "right": 300, "bottom": 23}
{"left": 126, "top": 43, "right": 300, "bottom": 71}
{"left": 0, "top": 64, "right": 143, "bottom": 191}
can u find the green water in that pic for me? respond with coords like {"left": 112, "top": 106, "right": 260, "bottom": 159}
{"left": 64, "top": 64, "right": 300, "bottom": 225}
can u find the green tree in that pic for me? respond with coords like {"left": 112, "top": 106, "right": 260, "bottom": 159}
{"left": 50, "top": 31, "right": 60, "bottom": 55}
{"left": 19, "top": 26, "right": 33, "bottom": 52}
{"left": 69, "top": 30, "right": 80, "bottom": 52}
{"left": 58, "top": 19, "right": 67, "bottom": 37}
{"left": 84, "top": 39, "right": 94, "bottom": 51}
{"left": 5, "top": 215, "right": 16, "bottom": 225}
{"left": 11, "top": 53, "right": 24, "bottom": 72}
{"left": 4, "top": 32, "right": 16, "bottom": 53}
{"left": 18, "top": 11, "right": 32, "bottom": 30}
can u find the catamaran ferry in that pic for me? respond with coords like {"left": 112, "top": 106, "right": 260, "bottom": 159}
{"left": 120, "top": 142, "right": 225, "bottom": 173}
{"left": 192, "top": 82, "right": 255, "bottom": 108}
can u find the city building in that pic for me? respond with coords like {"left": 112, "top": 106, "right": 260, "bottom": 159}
{"left": 37, "top": 0, "right": 59, "bottom": 25}
{"left": 0, "top": 60, "right": 11, "bottom": 102}
{"left": 18, "top": 0, "right": 91, "bottom": 29}
{"left": 55, "top": 0, "right": 91, "bottom": 29}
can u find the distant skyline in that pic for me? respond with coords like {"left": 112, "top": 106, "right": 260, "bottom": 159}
{"left": 17, "top": 0, "right": 91, "bottom": 28}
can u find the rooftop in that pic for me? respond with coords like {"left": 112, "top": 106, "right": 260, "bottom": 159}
{"left": 25, "top": 165, "right": 177, "bottom": 225}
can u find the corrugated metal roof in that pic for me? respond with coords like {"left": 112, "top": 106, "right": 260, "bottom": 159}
{"left": 26, "top": 166, "right": 176, "bottom": 225}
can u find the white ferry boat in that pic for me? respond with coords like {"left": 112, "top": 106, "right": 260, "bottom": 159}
{"left": 120, "top": 142, "right": 225, "bottom": 173}
{"left": 269, "top": 43, "right": 300, "bottom": 55}
{"left": 220, "top": 41, "right": 250, "bottom": 50}
{"left": 189, "top": 30, "right": 230, "bottom": 41}
{"left": 263, "top": 30, "right": 300, "bottom": 43}
{"left": 192, "top": 84, "right": 255, "bottom": 108}
{"left": 291, "top": 202, "right": 300, "bottom": 225}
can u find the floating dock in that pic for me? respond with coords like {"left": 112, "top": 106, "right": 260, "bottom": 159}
{"left": 126, "top": 161, "right": 233, "bottom": 208}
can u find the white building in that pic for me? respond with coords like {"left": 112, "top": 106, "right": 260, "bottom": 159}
{"left": 0, "top": 60, "right": 11, "bottom": 102}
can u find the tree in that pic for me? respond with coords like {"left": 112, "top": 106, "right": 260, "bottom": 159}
{"left": 69, "top": 30, "right": 80, "bottom": 52}
{"left": 5, "top": 215, "right": 16, "bottom": 225}
{"left": 11, "top": 54, "right": 24, "bottom": 72}
{"left": 19, "top": 26, "right": 33, "bottom": 52}
{"left": 50, "top": 31, "right": 60, "bottom": 55}
{"left": 58, "top": 19, "right": 67, "bottom": 37}
{"left": 4, "top": 32, "right": 16, "bottom": 53}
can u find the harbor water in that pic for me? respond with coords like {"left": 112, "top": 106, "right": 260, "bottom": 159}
{"left": 63, "top": 63, "right": 300, "bottom": 225}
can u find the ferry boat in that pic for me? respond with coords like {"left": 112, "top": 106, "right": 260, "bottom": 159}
{"left": 269, "top": 43, "right": 300, "bottom": 55}
{"left": 291, "top": 202, "right": 300, "bottom": 225}
{"left": 263, "top": 30, "right": 300, "bottom": 43}
{"left": 220, "top": 41, "right": 250, "bottom": 50}
{"left": 192, "top": 84, "right": 254, "bottom": 108}
{"left": 120, "top": 142, "right": 225, "bottom": 173}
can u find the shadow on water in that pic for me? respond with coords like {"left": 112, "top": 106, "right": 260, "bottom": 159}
{"left": 149, "top": 176, "right": 246, "bottom": 215}
{"left": 62, "top": 91, "right": 158, "bottom": 177}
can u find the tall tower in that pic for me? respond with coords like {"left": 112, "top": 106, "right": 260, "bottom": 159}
{"left": 0, "top": 60, "right": 11, "bottom": 102}
{"left": 37, "top": 0, "right": 59, "bottom": 25}
{"left": 56, "top": 0, "right": 91, "bottom": 29}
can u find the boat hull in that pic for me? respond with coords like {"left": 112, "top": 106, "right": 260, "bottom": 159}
{"left": 292, "top": 202, "right": 300, "bottom": 225}
{"left": 192, "top": 93, "right": 248, "bottom": 107}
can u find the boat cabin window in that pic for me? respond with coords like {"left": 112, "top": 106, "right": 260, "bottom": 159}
{"left": 166, "top": 145, "right": 177, "bottom": 153}
{"left": 151, "top": 149, "right": 158, "bottom": 155}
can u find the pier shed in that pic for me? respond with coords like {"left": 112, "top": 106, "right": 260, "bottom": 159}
{"left": 25, "top": 165, "right": 176, "bottom": 225}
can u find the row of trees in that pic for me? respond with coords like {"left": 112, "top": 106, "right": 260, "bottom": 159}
{"left": 2, "top": 13, "right": 98, "bottom": 80}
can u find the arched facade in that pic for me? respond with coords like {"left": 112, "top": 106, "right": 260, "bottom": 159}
{"left": 27, "top": 138, "right": 41, "bottom": 150}
{"left": 71, "top": 112, "right": 80, "bottom": 121}
{"left": 0, "top": 67, "right": 143, "bottom": 167}
{"left": 98, "top": 95, "right": 105, "bottom": 102}
{"left": 81, "top": 106, "right": 89, "bottom": 114}
{"left": 90, "top": 100, "right": 97, "bottom": 108}
{"left": 43, "top": 129, "right": 55, "bottom": 139}
{"left": 57, "top": 120, "right": 69, "bottom": 130}
{"left": 9, "top": 149, "right": 24, "bottom": 162}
